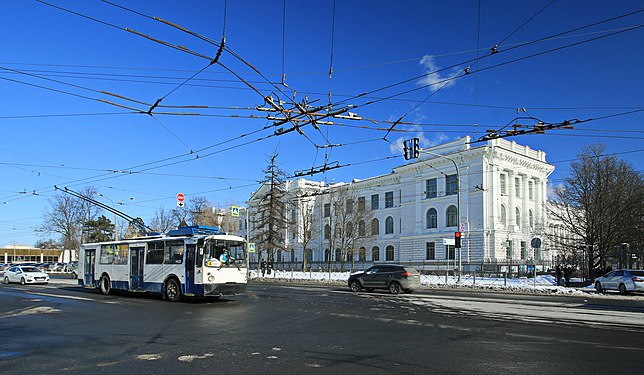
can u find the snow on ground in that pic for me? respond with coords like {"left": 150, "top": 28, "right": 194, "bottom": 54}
{"left": 250, "top": 270, "right": 642, "bottom": 300}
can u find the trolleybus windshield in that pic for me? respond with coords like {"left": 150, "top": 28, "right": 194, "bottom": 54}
{"left": 203, "top": 239, "right": 245, "bottom": 267}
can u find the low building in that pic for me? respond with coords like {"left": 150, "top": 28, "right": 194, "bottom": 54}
{"left": 1, "top": 244, "right": 65, "bottom": 264}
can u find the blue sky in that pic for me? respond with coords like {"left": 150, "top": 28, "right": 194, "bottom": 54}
{"left": 1, "top": 0, "right": 642, "bottom": 247}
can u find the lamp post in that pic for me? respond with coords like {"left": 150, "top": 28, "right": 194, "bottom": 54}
{"left": 419, "top": 149, "right": 461, "bottom": 282}
{"left": 98, "top": 193, "right": 118, "bottom": 241}
{"left": 235, "top": 206, "right": 251, "bottom": 278}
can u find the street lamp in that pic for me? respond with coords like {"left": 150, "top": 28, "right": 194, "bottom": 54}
{"left": 419, "top": 149, "right": 462, "bottom": 282}
{"left": 234, "top": 206, "right": 251, "bottom": 278}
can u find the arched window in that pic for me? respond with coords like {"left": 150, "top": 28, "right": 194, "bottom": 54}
{"left": 446, "top": 205, "right": 458, "bottom": 227}
{"left": 324, "top": 224, "right": 331, "bottom": 239}
{"left": 371, "top": 218, "right": 380, "bottom": 235}
{"left": 515, "top": 207, "right": 521, "bottom": 227}
{"left": 335, "top": 248, "right": 342, "bottom": 261}
{"left": 385, "top": 216, "right": 394, "bottom": 234}
{"left": 385, "top": 245, "right": 395, "bottom": 261}
{"left": 500, "top": 205, "right": 507, "bottom": 226}
{"left": 359, "top": 247, "right": 366, "bottom": 261}
{"left": 325, "top": 249, "right": 331, "bottom": 262}
{"left": 426, "top": 208, "right": 438, "bottom": 229}
{"left": 529, "top": 210, "right": 534, "bottom": 228}
{"left": 371, "top": 246, "right": 380, "bottom": 261}
{"left": 358, "top": 220, "right": 366, "bottom": 237}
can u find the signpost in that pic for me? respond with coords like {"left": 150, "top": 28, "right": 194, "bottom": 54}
{"left": 176, "top": 193, "right": 185, "bottom": 207}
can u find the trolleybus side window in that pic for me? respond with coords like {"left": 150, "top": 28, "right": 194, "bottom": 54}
{"left": 146, "top": 241, "right": 164, "bottom": 264}
{"left": 164, "top": 240, "right": 185, "bottom": 264}
{"left": 99, "top": 244, "right": 129, "bottom": 264}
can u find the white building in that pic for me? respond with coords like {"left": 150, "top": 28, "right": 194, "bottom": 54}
{"left": 248, "top": 136, "right": 556, "bottom": 272}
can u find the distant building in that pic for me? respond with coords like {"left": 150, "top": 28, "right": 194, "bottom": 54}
{"left": 1, "top": 244, "right": 66, "bottom": 264}
{"left": 247, "top": 137, "right": 557, "bottom": 273}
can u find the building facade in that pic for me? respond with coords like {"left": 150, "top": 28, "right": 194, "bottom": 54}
{"left": 247, "top": 137, "right": 556, "bottom": 272}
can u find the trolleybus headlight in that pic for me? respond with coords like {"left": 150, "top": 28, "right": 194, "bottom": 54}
{"left": 208, "top": 275, "right": 215, "bottom": 282}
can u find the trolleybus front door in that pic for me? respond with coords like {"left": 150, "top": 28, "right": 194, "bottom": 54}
{"left": 184, "top": 244, "right": 196, "bottom": 295}
{"left": 130, "top": 247, "right": 145, "bottom": 290}
{"left": 84, "top": 249, "right": 96, "bottom": 286}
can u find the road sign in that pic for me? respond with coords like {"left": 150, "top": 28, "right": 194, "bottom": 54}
{"left": 248, "top": 243, "right": 256, "bottom": 253}
{"left": 443, "top": 238, "right": 455, "bottom": 246}
{"left": 176, "top": 193, "right": 185, "bottom": 202}
{"left": 531, "top": 237, "right": 542, "bottom": 248}
{"left": 231, "top": 206, "right": 240, "bottom": 217}
{"left": 177, "top": 201, "right": 185, "bottom": 207}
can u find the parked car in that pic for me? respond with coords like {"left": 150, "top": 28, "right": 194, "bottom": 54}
{"left": 594, "top": 269, "right": 644, "bottom": 294}
{"left": 49, "top": 263, "right": 66, "bottom": 272}
{"left": 348, "top": 265, "right": 421, "bottom": 294}
{"left": 3, "top": 266, "right": 50, "bottom": 285}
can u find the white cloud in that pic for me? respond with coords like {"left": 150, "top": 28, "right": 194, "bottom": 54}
{"left": 417, "top": 55, "right": 457, "bottom": 92}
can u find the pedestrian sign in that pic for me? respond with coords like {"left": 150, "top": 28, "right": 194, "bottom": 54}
{"left": 231, "top": 206, "right": 240, "bottom": 217}
{"left": 248, "top": 242, "right": 256, "bottom": 253}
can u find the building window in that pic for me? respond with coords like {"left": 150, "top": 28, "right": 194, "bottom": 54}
{"left": 385, "top": 245, "right": 394, "bottom": 261}
{"left": 324, "top": 203, "right": 331, "bottom": 217}
{"left": 324, "top": 224, "right": 331, "bottom": 239}
{"left": 529, "top": 210, "right": 534, "bottom": 228}
{"left": 521, "top": 241, "right": 527, "bottom": 260}
{"left": 335, "top": 249, "right": 342, "bottom": 261}
{"left": 500, "top": 174, "right": 507, "bottom": 195}
{"left": 358, "top": 220, "right": 366, "bottom": 237}
{"left": 446, "top": 205, "right": 458, "bottom": 227}
{"left": 358, "top": 196, "right": 366, "bottom": 211}
{"left": 445, "top": 245, "right": 455, "bottom": 260}
{"left": 385, "top": 191, "right": 394, "bottom": 208}
{"left": 371, "top": 194, "right": 379, "bottom": 210}
{"left": 515, "top": 207, "right": 521, "bottom": 227}
{"left": 528, "top": 181, "right": 534, "bottom": 200}
{"left": 426, "top": 208, "right": 438, "bottom": 229}
{"left": 346, "top": 199, "right": 354, "bottom": 213}
{"left": 359, "top": 247, "right": 366, "bottom": 261}
{"left": 325, "top": 249, "right": 331, "bottom": 262}
{"left": 372, "top": 246, "right": 380, "bottom": 261}
{"left": 385, "top": 216, "right": 394, "bottom": 234}
{"left": 506, "top": 240, "right": 513, "bottom": 259}
{"left": 426, "top": 178, "right": 437, "bottom": 199}
{"left": 515, "top": 177, "right": 521, "bottom": 198}
{"left": 371, "top": 218, "right": 379, "bottom": 235}
{"left": 426, "top": 242, "right": 435, "bottom": 260}
{"left": 446, "top": 174, "right": 458, "bottom": 196}
{"left": 500, "top": 205, "right": 507, "bottom": 226}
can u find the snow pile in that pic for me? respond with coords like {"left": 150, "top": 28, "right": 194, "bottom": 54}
{"left": 250, "top": 269, "right": 591, "bottom": 295}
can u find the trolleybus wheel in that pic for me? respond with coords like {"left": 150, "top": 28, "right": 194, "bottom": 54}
{"left": 100, "top": 275, "right": 111, "bottom": 295}
{"left": 165, "top": 278, "right": 181, "bottom": 302}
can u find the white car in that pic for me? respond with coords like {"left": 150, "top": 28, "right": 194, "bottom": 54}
{"left": 594, "top": 269, "right": 644, "bottom": 294}
{"left": 3, "top": 266, "right": 50, "bottom": 285}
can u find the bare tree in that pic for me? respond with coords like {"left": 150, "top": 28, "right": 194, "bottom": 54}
{"left": 325, "top": 186, "right": 373, "bottom": 271}
{"left": 40, "top": 186, "right": 99, "bottom": 251}
{"left": 293, "top": 196, "right": 319, "bottom": 271}
{"left": 549, "top": 144, "right": 643, "bottom": 277}
{"left": 149, "top": 206, "right": 176, "bottom": 233}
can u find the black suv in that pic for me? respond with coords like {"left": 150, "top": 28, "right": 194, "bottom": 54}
{"left": 348, "top": 265, "right": 421, "bottom": 294}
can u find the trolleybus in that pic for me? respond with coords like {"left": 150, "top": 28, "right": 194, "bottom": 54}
{"left": 78, "top": 226, "right": 247, "bottom": 301}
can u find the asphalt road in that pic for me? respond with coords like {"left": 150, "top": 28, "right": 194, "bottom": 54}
{"left": 1, "top": 279, "right": 643, "bottom": 374}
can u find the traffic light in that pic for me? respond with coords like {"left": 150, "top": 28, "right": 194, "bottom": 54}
{"left": 454, "top": 231, "right": 462, "bottom": 248}
{"left": 412, "top": 137, "right": 420, "bottom": 158}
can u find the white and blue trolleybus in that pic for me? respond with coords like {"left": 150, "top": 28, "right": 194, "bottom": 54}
{"left": 78, "top": 226, "right": 247, "bottom": 301}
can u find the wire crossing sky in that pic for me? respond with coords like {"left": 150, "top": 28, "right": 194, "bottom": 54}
{"left": 1, "top": 0, "right": 642, "bottom": 246}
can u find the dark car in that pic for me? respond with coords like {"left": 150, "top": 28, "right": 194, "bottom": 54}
{"left": 348, "top": 265, "right": 421, "bottom": 294}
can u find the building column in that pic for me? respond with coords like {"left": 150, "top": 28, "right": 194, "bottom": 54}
{"left": 522, "top": 175, "right": 530, "bottom": 229}
{"left": 507, "top": 170, "right": 515, "bottom": 230}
